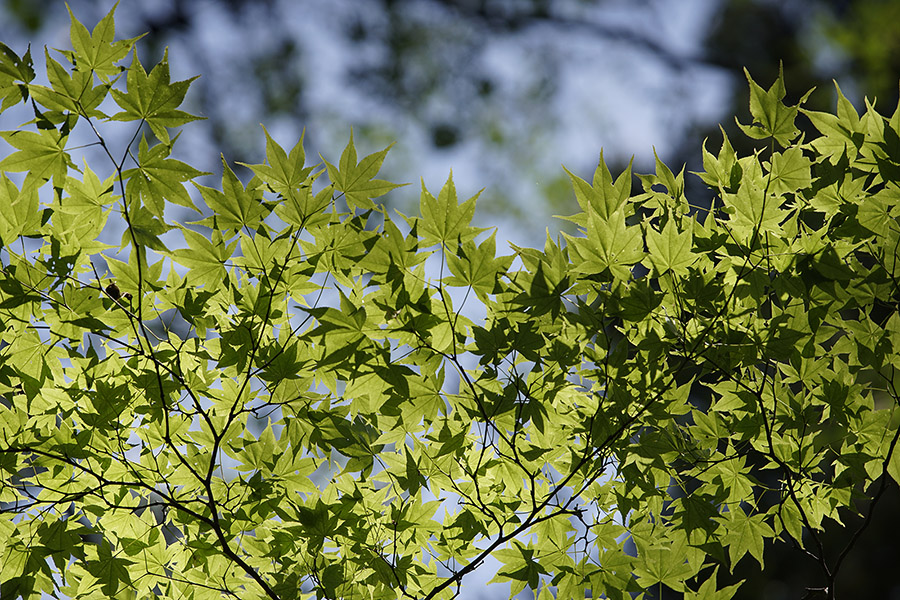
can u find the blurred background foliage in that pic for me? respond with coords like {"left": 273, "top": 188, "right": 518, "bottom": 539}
{"left": 1, "top": 1, "right": 899, "bottom": 598}
{"left": 3, "top": 0, "right": 899, "bottom": 234}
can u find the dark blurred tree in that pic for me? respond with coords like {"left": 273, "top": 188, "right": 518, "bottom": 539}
{"left": 681, "top": 0, "right": 900, "bottom": 205}
{"left": 821, "top": 0, "right": 900, "bottom": 108}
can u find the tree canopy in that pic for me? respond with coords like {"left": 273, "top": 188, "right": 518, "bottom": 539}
{"left": 1, "top": 5, "right": 900, "bottom": 600}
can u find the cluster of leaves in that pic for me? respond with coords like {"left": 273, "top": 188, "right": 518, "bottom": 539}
{"left": 2, "top": 6, "right": 899, "bottom": 600}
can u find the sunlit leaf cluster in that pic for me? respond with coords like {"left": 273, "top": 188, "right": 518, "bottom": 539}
{"left": 1, "top": 6, "right": 899, "bottom": 600}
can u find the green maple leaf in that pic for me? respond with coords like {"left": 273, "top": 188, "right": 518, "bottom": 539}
{"left": 646, "top": 218, "right": 694, "bottom": 276}
{"left": 718, "top": 508, "right": 774, "bottom": 569}
{"left": 767, "top": 145, "right": 812, "bottom": 196}
{"left": 104, "top": 246, "right": 164, "bottom": 297}
{"left": 193, "top": 158, "right": 269, "bottom": 232}
{"left": 239, "top": 125, "right": 314, "bottom": 198}
{"left": 490, "top": 542, "right": 549, "bottom": 597}
{"left": 65, "top": 2, "right": 142, "bottom": 82}
{"left": 123, "top": 135, "right": 208, "bottom": 217}
{"left": 565, "top": 208, "right": 644, "bottom": 280}
{"left": 109, "top": 48, "right": 202, "bottom": 144}
{"left": 736, "top": 66, "right": 812, "bottom": 147}
{"left": 686, "top": 567, "right": 744, "bottom": 600}
{"left": 563, "top": 150, "right": 632, "bottom": 219}
{"left": 0, "top": 174, "right": 44, "bottom": 241}
{"left": 725, "top": 177, "right": 787, "bottom": 237}
{"left": 86, "top": 541, "right": 134, "bottom": 596}
{"left": 801, "top": 83, "right": 866, "bottom": 159}
{"left": 445, "top": 231, "right": 514, "bottom": 301}
{"left": 633, "top": 535, "right": 697, "bottom": 591}
{"left": 120, "top": 205, "right": 170, "bottom": 251}
{"left": 164, "top": 227, "right": 236, "bottom": 290}
{"left": 0, "top": 128, "right": 73, "bottom": 188}
{"left": 0, "top": 42, "right": 34, "bottom": 111}
{"left": 324, "top": 130, "right": 405, "bottom": 210}
{"left": 695, "top": 127, "right": 742, "bottom": 191}
{"left": 417, "top": 171, "right": 488, "bottom": 248}
{"left": 27, "top": 49, "right": 107, "bottom": 117}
